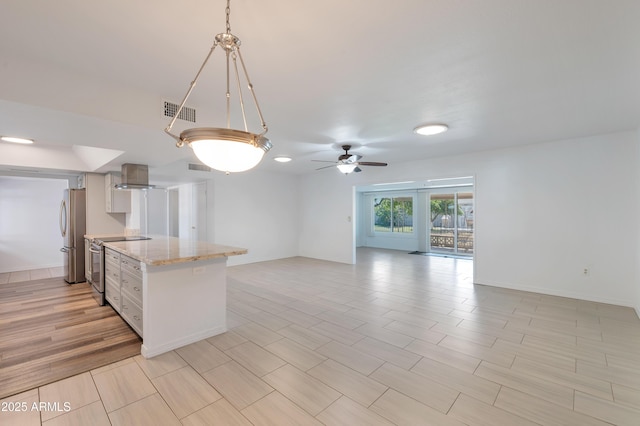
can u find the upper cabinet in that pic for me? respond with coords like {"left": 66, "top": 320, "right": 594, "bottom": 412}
{"left": 105, "top": 173, "right": 131, "bottom": 213}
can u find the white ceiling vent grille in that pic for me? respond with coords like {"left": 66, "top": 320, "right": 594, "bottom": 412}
{"left": 188, "top": 163, "right": 212, "bottom": 172}
{"left": 163, "top": 101, "right": 196, "bottom": 123}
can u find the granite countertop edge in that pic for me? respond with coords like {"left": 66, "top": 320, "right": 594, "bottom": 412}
{"left": 98, "top": 236, "right": 247, "bottom": 266}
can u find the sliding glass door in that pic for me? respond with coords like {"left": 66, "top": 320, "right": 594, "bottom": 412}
{"left": 429, "top": 192, "right": 474, "bottom": 255}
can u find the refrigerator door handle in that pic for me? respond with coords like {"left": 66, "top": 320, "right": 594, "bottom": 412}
{"left": 60, "top": 199, "right": 67, "bottom": 237}
{"left": 60, "top": 247, "right": 69, "bottom": 253}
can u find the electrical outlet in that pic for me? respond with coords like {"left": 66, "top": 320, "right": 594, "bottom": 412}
{"left": 583, "top": 268, "right": 589, "bottom": 276}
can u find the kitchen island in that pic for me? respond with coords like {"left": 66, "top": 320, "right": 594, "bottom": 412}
{"left": 102, "top": 236, "right": 247, "bottom": 358}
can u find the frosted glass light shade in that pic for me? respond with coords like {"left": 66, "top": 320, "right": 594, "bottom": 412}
{"left": 190, "top": 139, "right": 264, "bottom": 172}
{"left": 337, "top": 163, "right": 357, "bottom": 174}
{"left": 181, "top": 128, "right": 272, "bottom": 173}
{"left": 414, "top": 123, "right": 448, "bottom": 136}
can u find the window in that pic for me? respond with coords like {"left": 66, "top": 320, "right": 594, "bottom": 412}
{"left": 373, "top": 196, "right": 414, "bottom": 233}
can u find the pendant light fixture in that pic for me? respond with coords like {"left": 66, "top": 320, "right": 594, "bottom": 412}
{"left": 165, "top": 0, "right": 271, "bottom": 173}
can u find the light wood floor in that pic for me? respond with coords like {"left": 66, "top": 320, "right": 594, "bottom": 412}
{"left": 0, "top": 277, "right": 142, "bottom": 400}
{"left": 2, "top": 248, "right": 640, "bottom": 425}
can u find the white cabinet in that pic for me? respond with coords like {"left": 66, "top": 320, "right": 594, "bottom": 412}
{"left": 104, "top": 247, "right": 143, "bottom": 337}
{"left": 121, "top": 294, "right": 143, "bottom": 336}
{"left": 120, "top": 255, "right": 143, "bottom": 336}
{"left": 104, "top": 248, "right": 122, "bottom": 312}
{"left": 105, "top": 173, "right": 131, "bottom": 213}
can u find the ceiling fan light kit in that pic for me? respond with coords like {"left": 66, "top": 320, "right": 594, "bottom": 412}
{"left": 414, "top": 123, "right": 448, "bottom": 136}
{"left": 313, "top": 145, "right": 388, "bottom": 174}
{"left": 337, "top": 163, "right": 357, "bottom": 174}
{"left": 164, "top": 0, "right": 271, "bottom": 174}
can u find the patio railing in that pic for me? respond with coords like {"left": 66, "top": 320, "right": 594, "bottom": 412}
{"left": 430, "top": 230, "right": 474, "bottom": 252}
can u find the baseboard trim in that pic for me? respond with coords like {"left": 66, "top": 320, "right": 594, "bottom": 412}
{"left": 140, "top": 325, "right": 227, "bottom": 359}
{"left": 475, "top": 279, "right": 636, "bottom": 311}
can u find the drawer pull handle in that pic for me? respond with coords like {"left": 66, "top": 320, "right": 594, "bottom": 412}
{"left": 133, "top": 315, "right": 140, "bottom": 321}
{"left": 134, "top": 286, "right": 140, "bottom": 292}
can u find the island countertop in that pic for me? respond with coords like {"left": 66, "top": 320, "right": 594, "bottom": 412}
{"left": 102, "top": 235, "right": 247, "bottom": 266}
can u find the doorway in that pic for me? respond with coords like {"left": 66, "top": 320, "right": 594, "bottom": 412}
{"left": 429, "top": 192, "right": 474, "bottom": 256}
{"left": 167, "top": 182, "right": 207, "bottom": 241}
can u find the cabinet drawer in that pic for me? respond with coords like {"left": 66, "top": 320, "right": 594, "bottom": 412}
{"left": 105, "top": 279, "right": 121, "bottom": 312}
{"left": 121, "top": 270, "right": 143, "bottom": 307}
{"left": 104, "top": 262, "right": 120, "bottom": 282}
{"left": 121, "top": 295, "right": 143, "bottom": 337}
{"left": 120, "top": 255, "right": 142, "bottom": 278}
{"left": 105, "top": 248, "right": 120, "bottom": 265}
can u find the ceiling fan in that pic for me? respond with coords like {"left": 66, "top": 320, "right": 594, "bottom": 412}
{"left": 313, "top": 145, "right": 388, "bottom": 174}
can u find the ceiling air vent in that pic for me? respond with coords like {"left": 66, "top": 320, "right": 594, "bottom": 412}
{"left": 163, "top": 101, "right": 196, "bottom": 123}
{"left": 188, "top": 163, "right": 212, "bottom": 172}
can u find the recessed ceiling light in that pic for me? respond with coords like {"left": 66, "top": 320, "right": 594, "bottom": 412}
{"left": 413, "top": 124, "right": 448, "bottom": 136}
{"left": 273, "top": 156, "right": 292, "bottom": 163}
{"left": 1, "top": 136, "right": 34, "bottom": 144}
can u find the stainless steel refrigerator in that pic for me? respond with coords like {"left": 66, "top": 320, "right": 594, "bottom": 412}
{"left": 60, "top": 188, "right": 86, "bottom": 284}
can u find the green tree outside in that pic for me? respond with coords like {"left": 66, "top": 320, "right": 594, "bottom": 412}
{"left": 430, "top": 199, "right": 462, "bottom": 226}
{"left": 374, "top": 197, "right": 413, "bottom": 232}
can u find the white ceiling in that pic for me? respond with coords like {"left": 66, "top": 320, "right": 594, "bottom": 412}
{"left": 1, "top": 0, "right": 640, "bottom": 181}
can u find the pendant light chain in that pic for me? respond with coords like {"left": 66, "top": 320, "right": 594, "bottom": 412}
{"left": 226, "top": 0, "right": 231, "bottom": 34}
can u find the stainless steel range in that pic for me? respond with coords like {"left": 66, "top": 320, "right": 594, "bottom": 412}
{"left": 87, "top": 236, "right": 151, "bottom": 305}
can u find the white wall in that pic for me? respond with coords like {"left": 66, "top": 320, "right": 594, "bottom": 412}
{"left": 145, "top": 189, "right": 169, "bottom": 236}
{"left": 85, "top": 173, "right": 126, "bottom": 235}
{"left": 637, "top": 128, "right": 640, "bottom": 318}
{"left": 298, "top": 131, "right": 640, "bottom": 308}
{"left": 0, "top": 176, "right": 68, "bottom": 272}
{"left": 211, "top": 170, "right": 299, "bottom": 266}
{"left": 473, "top": 132, "right": 638, "bottom": 307}
{"left": 298, "top": 172, "right": 356, "bottom": 264}
{"left": 0, "top": 172, "right": 125, "bottom": 273}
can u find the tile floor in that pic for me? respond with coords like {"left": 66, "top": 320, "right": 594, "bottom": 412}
{"left": 0, "top": 267, "right": 64, "bottom": 284}
{"left": 1, "top": 248, "right": 640, "bottom": 425}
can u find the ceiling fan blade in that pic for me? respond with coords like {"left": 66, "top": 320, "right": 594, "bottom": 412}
{"left": 315, "top": 165, "right": 336, "bottom": 170}
{"left": 356, "top": 161, "right": 388, "bottom": 166}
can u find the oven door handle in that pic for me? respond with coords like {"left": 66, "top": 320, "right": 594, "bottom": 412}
{"left": 89, "top": 247, "right": 102, "bottom": 254}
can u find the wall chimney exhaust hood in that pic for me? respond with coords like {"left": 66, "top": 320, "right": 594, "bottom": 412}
{"left": 114, "top": 163, "right": 156, "bottom": 190}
